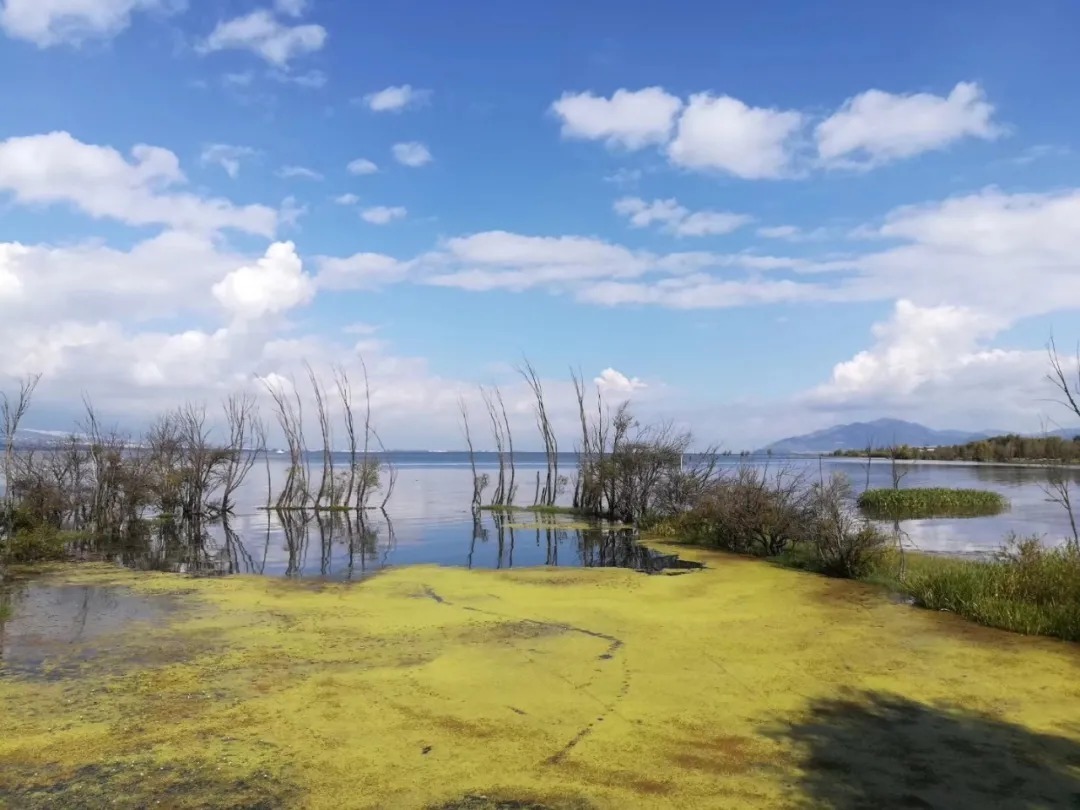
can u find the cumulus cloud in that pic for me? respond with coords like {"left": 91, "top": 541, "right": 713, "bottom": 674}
{"left": 552, "top": 81, "right": 1001, "bottom": 179}
{"left": 362, "top": 84, "right": 431, "bottom": 112}
{"left": 334, "top": 193, "right": 359, "bottom": 205}
{"left": 212, "top": 241, "right": 315, "bottom": 320}
{"left": 816, "top": 82, "right": 1001, "bottom": 168}
{"left": 276, "top": 165, "right": 323, "bottom": 180}
{"left": 595, "top": 368, "right": 646, "bottom": 393}
{"left": 315, "top": 252, "right": 408, "bottom": 290}
{"left": 274, "top": 0, "right": 306, "bottom": 17}
{"left": 391, "top": 142, "right": 432, "bottom": 167}
{"left": 614, "top": 196, "right": 751, "bottom": 236}
{"left": 199, "top": 9, "right": 326, "bottom": 68}
{"left": 551, "top": 87, "right": 682, "bottom": 150}
{"left": 667, "top": 94, "right": 804, "bottom": 179}
{"left": 0, "top": 131, "right": 278, "bottom": 236}
{"left": 360, "top": 205, "right": 406, "bottom": 225}
{"left": 347, "top": 158, "right": 378, "bottom": 175}
{"left": 0, "top": 0, "right": 171, "bottom": 46}
{"left": 802, "top": 300, "right": 1044, "bottom": 431}
{"left": 201, "top": 143, "right": 257, "bottom": 178}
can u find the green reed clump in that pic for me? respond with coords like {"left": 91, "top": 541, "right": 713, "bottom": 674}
{"left": 884, "top": 537, "right": 1080, "bottom": 641}
{"left": 857, "top": 488, "right": 1008, "bottom": 519}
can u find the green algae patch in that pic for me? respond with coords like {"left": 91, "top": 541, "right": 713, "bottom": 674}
{"left": 3, "top": 558, "right": 1080, "bottom": 808}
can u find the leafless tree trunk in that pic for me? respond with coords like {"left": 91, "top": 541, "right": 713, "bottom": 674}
{"left": 305, "top": 363, "right": 334, "bottom": 509}
{"left": 571, "top": 369, "right": 592, "bottom": 512}
{"left": 220, "top": 393, "right": 259, "bottom": 515}
{"left": 496, "top": 386, "right": 516, "bottom": 505}
{"left": 355, "top": 357, "right": 375, "bottom": 509}
{"left": 262, "top": 377, "right": 307, "bottom": 508}
{"left": 460, "top": 398, "right": 486, "bottom": 511}
{"left": 2, "top": 374, "right": 41, "bottom": 513}
{"left": 481, "top": 386, "right": 506, "bottom": 506}
{"left": 519, "top": 359, "right": 558, "bottom": 506}
{"left": 335, "top": 366, "right": 358, "bottom": 508}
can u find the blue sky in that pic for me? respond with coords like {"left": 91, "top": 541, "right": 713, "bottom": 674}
{"left": 1, "top": 0, "right": 1080, "bottom": 449}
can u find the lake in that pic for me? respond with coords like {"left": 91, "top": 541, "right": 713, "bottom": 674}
{"left": 62, "top": 451, "right": 1079, "bottom": 581}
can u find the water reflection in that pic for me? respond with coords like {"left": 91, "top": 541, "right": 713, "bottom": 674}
{"left": 0, "top": 580, "right": 175, "bottom": 678}
{"left": 53, "top": 506, "right": 697, "bottom": 582}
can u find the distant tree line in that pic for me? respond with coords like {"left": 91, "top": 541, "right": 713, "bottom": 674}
{"left": 833, "top": 433, "right": 1080, "bottom": 464}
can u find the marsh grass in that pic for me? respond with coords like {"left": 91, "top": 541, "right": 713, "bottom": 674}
{"left": 878, "top": 539, "right": 1080, "bottom": 641}
{"left": 857, "top": 487, "right": 1008, "bottom": 519}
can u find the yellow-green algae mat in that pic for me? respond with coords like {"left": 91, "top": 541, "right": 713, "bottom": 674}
{"left": 3, "top": 549, "right": 1080, "bottom": 809}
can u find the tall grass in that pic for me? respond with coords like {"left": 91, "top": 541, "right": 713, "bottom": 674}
{"left": 857, "top": 488, "right": 1008, "bottom": 519}
{"left": 866, "top": 538, "right": 1080, "bottom": 642}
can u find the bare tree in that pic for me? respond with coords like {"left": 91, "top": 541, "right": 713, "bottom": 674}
{"left": 518, "top": 359, "right": 558, "bottom": 506}
{"left": 496, "top": 386, "right": 516, "bottom": 505}
{"left": 460, "top": 397, "right": 487, "bottom": 510}
{"left": 262, "top": 377, "right": 308, "bottom": 508}
{"left": 305, "top": 363, "right": 335, "bottom": 508}
{"left": 480, "top": 386, "right": 507, "bottom": 506}
{"left": 334, "top": 366, "right": 358, "bottom": 508}
{"left": 220, "top": 393, "right": 260, "bottom": 514}
{"left": 571, "top": 369, "right": 592, "bottom": 511}
{"left": 355, "top": 357, "right": 375, "bottom": 509}
{"left": 2, "top": 374, "right": 41, "bottom": 512}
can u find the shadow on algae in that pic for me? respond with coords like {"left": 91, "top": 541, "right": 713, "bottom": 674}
{"left": 2, "top": 550, "right": 1080, "bottom": 808}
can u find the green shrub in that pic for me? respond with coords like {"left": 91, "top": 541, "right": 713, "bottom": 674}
{"left": 658, "top": 466, "right": 814, "bottom": 556}
{"left": 805, "top": 475, "right": 889, "bottom": 578}
{"left": 892, "top": 536, "right": 1080, "bottom": 641}
{"left": 857, "top": 488, "right": 1008, "bottom": 519}
{"left": 3, "top": 525, "right": 71, "bottom": 564}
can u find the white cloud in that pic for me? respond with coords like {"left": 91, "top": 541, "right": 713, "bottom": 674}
{"left": 347, "top": 158, "right": 378, "bottom": 175}
{"left": 360, "top": 205, "right": 406, "bottom": 225}
{"left": 0, "top": 131, "right": 278, "bottom": 236}
{"left": 816, "top": 81, "right": 1000, "bottom": 168}
{"left": 199, "top": 10, "right": 326, "bottom": 68}
{"left": 811, "top": 300, "right": 1004, "bottom": 401}
{"left": 391, "top": 142, "right": 432, "bottom": 167}
{"left": 362, "top": 84, "right": 430, "bottom": 112}
{"left": 595, "top": 368, "right": 646, "bottom": 393}
{"left": 756, "top": 224, "right": 830, "bottom": 242}
{"left": 274, "top": 0, "right": 306, "bottom": 17}
{"left": 223, "top": 71, "right": 255, "bottom": 88}
{"left": 270, "top": 68, "right": 326, "bottom": 88}
{"left": 1012, "top": 144, "right": 1071, "bottom": 166}
{"left": 212, "top": 241, "right": 315, "bottom": 320}
{"left": 801, "top": 299, "right": 1044, "bottom": 431}
{"left": 614, "top": 196, "right": 751, "bottom": 237}
{"left": 315, "top": 252, "right": 408, "bottom": 289}
{"left": 604, "top": 168, "right": 643, "bottom": 187}
{"left": 277, "top": 165, "right": 323, "bottom": 180}
{"left": 201, "top": 143, "right": 257, "bottom": 179}
{"left": 551, "top": 87, "right": 682, "bottom": 150}
{"left": 667, "top": 93, "right": 804, "bottom": 179}
{"left": 757, "top": 225, "right": 800, "bottom": 240}
{"left": 0, "top": 0, "right": 169, "bottom": 46}
{"left": 334, "top": 193, "right": 359, "bottom": 205}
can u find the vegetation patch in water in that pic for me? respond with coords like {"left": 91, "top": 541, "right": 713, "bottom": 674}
{"left": 3, "top": 559, "right": 1080, "bottom": 807}
{"left": 857, "top": 487, "right": 1008, "bottom": 519}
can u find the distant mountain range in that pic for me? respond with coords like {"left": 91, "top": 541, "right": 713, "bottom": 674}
{"left": 761, "top": 418, "right": 1080, "bottom": 455}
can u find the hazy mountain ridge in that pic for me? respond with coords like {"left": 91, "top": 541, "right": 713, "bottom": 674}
{"left": 761, "top": 418, "right": 1080, "bottom": 455}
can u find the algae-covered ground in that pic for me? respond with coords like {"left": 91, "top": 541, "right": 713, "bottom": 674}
{"left": 2, "top": 548, "right": 1080, "bottom": 808}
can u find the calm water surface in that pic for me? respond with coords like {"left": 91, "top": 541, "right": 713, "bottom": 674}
{"left": 7, "top": 453, "right": 1080, "bottom": 582}
{"left": 152, "top": 454, "right": 1080, "bottom": 577}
